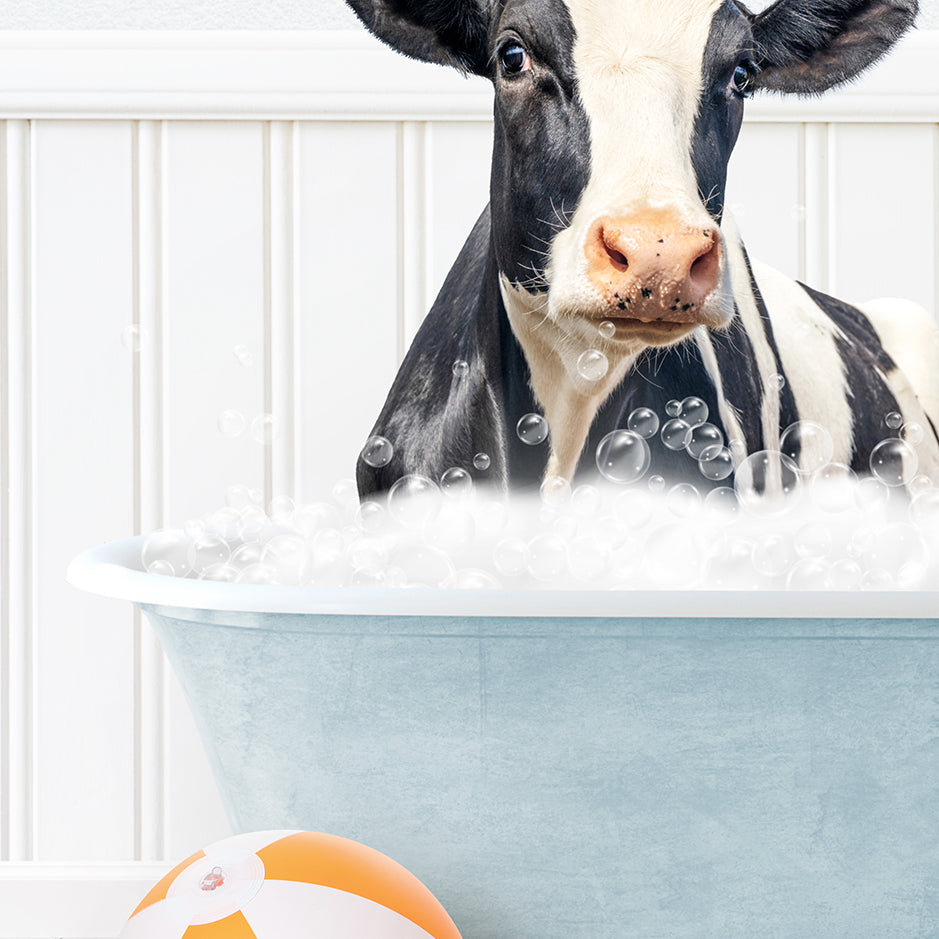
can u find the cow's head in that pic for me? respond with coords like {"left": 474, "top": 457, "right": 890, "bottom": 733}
{"left": 348, "top": 0, "right": 917, "bottom": 478}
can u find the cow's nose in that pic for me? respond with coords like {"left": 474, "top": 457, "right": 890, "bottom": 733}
{"left": 585, "top": 211, "right": 722, "bottom": 321}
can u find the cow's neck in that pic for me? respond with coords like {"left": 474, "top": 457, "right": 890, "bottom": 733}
{"left": 499, "top": 275, "right": 639, "bottom": 483}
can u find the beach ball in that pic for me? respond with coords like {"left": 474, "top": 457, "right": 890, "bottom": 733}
{"left": 120, "top": 829, "right": 463, "bottom": 938}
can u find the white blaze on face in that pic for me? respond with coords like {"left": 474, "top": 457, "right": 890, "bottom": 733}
{"left": 548, "top": 0, "right": 726, "bottom": 321}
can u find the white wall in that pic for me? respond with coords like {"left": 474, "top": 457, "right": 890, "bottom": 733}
{"left": 0, "top": 26, "right": 937, "bottom": 939}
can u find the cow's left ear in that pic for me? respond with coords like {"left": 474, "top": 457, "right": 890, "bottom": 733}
{"left": 745, "top": 0, "right": 918, "bottom": 94}
{"left": 346, "top": 0, "right": 493, "bottom": 76}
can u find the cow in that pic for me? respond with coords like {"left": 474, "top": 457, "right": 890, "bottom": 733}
{"left": 349, "top": 0, "right": 939, "bottom": 500}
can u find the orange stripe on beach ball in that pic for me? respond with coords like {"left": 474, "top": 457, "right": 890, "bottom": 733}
{"left": 132, "top": 850, "right": 206, "bottom": 917}
{"left": 258, "top": 832, "right": 462, "bottom": 939}
{"left": 182, "top": 910, "right": 256, "bottom": 938}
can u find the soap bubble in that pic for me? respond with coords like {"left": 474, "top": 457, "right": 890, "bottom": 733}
{"left": 665, "top": 399, "right": 681, "bottom": 417}
{"left": 678, "top": 396, "right": 708, "bottom": 428}
{"left": 121, "top": 324, "right": 143, "bottom": 351}
{"left": 666, "top": 483, "right": 701, "bottom": 518}
{"left": 231, "top": 542, "right": 264, "bottom": 570}
{"left": 424, "top": 505, "right": 476, "bottom": 553}
{"left": 200, "top": 563, "right": 239, "bottom": 583}
{"left": 794, "top": 523, "right": 832, "bottom": 558}
{"left": 232, "top": 344, "right": 254, "bottom": 367}
{"left": 473, "top": 452, "right": 491, "bottom": 471}
{"left": 355, "top": 500, "right": 387, "bottom": 534}
{"left": 642, "top": 523, "right": 703, "bottom": 588}
{"left": 614, "top": 489, "right": 654, "bottom": 528}
{"left": 268, "top": 494, "right": 296, "bottom": 525}
{"left": 596, "top": 430, "right": 651, "bottom": 484}
{"left": 540, "top": 475, "right": 572, "bottom": 505}
{"left": 576, "top": 349, "right": 609, "bottom": 382}
{"left": 627, "top": 407, "right": 660, "bottom": 439}
{"left": 238, "top": 506, "right": 268, "bottom": 541}
{"left": 854, "top": 475, "right": 891, "bottom": 510}
{"left": 661, "top": 419, "right": 693, "bottom": 451}
{"left": 826, "top": 559, "right": 863, "bottom": 590}
{"left": 517, "top": 413, "right": 549, "bottom": 445}
{"left": 598, "top": 320, "right": 616, "bottom": 340}
{"left": 771, "top": 373, "right": 786, "bottom": 391}
{"left": 388, "top": 474, "right": 442, "bottom": 529}
{"left": 809, "top": 463, "right": 857, "bottom": 513}
{"left": 686, "top": 423, "right": 723, "bottom": 459}
{"left": 571, "top": 484, "right": 602, "bottom": 517}
{"left": 295, "top": 501, "right": 343, "bottom": 537}
{"left": 884, "top": 411, "right": 903, "bottom": 431}
{"left": 786, "top": 557, "right": 829, "bottom": 589}
{"left": 567, "top": 535, "right": 611, "bottom": 583}
{"left": 647, "top": 475, "right": 665, "bottom": 492}
{"left": 493, "top": 537, "right": 530, "bottom": 577}
{"left": 236, "top": 562, "right": 281, "bottom": 585}
{"left": 142, "top": 530, "right": 192, "bottom": 577}
{"left": 361, "top": 435, "right": 394, "bottom": 468}
{"left": 869, "top": 437, "right": 918, "bottom": 487}
{"left": 218, "top": 409, "right": 246, "bottom": 438}
{"left": 698, "top": 446, "right": 734, "bottom": 481}
{"left": 752, "top": 532, "right": 796, "bottom": 577}
{"left": 452, "top": 359, "right": 469, "bottom": 379}
{"left": 704, "top": 486, "right": 739, "bottom": 515}
{"left": 909, "top": 474, "right": 933, "bottom": 498}
{"left": 348, "top": 538, "right": 388, "bottom": 575}
{"left": 224, "top": 483, "right": 256, "bottom": 511}
{"left": 779, "top": 421, "right": 834, "bottom": 474}
{"left": 251, "top": 413, "right": 280, "bottom": 446}
{"left": 901, "top": 422, "right": 924, "bottom": 446}
{"left": 856, "top": 523, "right": 927, "bottom": 581}
{"left": 527, "top": 533, "right": 568, "bottom": 582}
{"left": 440, "top": 466, "right": 473, "bottom": 498}
{"left": 443, "top": 569, "right": 502, "bottom": 589}
{"left": 910, "top": 488, "right": 939, "bottom": 524}
{"left": 331, "top": 478, "right": 359, "bottom": 511}
{"left": 262, "top": 533, "right": 310, "bottom": 583}
{"left": 187, "top": 535, "right": 232, "bottom": 577}
{"left": 734, "top": 450, "right": 802, "bottom": 516}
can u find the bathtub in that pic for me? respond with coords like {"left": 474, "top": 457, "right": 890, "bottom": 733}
{"left": 69, "top": 535, "right": 939, "bottom": 938}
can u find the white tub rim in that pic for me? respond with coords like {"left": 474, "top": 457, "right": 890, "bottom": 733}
{"left": 67, "top": 535, "right": 939, "bottom": 619}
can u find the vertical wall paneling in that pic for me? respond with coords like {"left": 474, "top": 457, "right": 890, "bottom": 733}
{"left": 398, "top": 122, "right": 429, "bottom": 356}
{"left": 829, "top": 123, "right": 937, "bottom": 314}
{"left": 267, "top": 121, "right": 298, "bottom": 504}
{"left": 133, "top": 119, "right": 166, "bottom": 863}
{"left": 0, "top": 119, "right": 5, "bottom": 863}
{"left": 32, "top": 121, "right": 136, "bottom": 860}
{"left": 161, "top": 121, "right": 265, "bottom": 857}
{"left": 1, "top": 119, "right": 33, "bottom": 863}
{"left": 425, "top": 122, "right": 492, "bottom": 301}
{"left": 295, "top": 122, "right": 400, "bottom": 501}
{"left": 724, "top": 123, "right": 803, "bottom": 283}
{"left": 802, "top": 123, "right": 831, "bottom": 294}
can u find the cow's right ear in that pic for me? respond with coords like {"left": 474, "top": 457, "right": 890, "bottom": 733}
{"left": 346, "top": 0, "right": 493, "bottom": 76}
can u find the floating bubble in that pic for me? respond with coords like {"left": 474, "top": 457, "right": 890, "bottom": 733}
{"left": 704, "top": 486, "right": 739, "bottom": 515}
{"left": 687, "top": 423, "right": 723, "bottom": 459}
{"left": 527, "top": 533, "right": 568, "bottom": 582}
{"left": 262, "top": 533, "right": 310, "bottom": 583}
{"left": 231, "top": 542, "right": 265, "bottom": 570}
{"left": 854, "top": 475, "right": 891, "bottom": 510}
{"left": 857, "top": 522, "right": 927, "bottom": 581}
{"left": 517, "top": 413, "right": 549, "bottom": 445}
{"left": 869, "top": 437, "right": 918, "bottom": 488}
{"left": 752, "top": 532, "right": 796, "bottom": 577}
{"left": 728, "top": 438, "right": 747, "bottom": 460}
{"left": 238, "top": 506, "right": 268, "bottom": 541}
{"left": 236, "top": 562, "right": 281, "bottom": 585}
{"left": 661, "top": 418, "right": 692, "bottom": 451}
{"left": 571, "top": 485, "right": 602, "bottom": 516}
{"left": 233, "top": 344, "right": 255, "bottom": 367}
{"left": 142, "top": 530, "right": 192, "bottom": 577}
{"left": 596, "top": 430, "right": 651, "bottom": 484}
{"left": 779, "top": 420, "right": 834, "bottom": 474}
{"left": 121, "top": 324, "right": 143, "bottom": 351}
{"left": 200, "top": 563, "right": 239, "bottom": 583}
{"left": 909, "top": 474, "right": 933, "bottom": 498}
{"left": 648, "top": 475, "right": 665, "bottom": 492}
{"left": 901, "top": 422, "right": 925, "bottom": 446}
{"left": 251, "top": 413, "right": 280, "bottom": 446}
{"left": 826, "top": 559, "right": 862, "bottom": 590}
{"left": 627, "top": 407, "right": 660, "bottom": 439}
{"left": 809, "top": 463, "right": 857, "bottom": 513}
{"left": 355, "top": 500, "right": 387, "bottom": 534}
{"left": 770, "top": 373, "right": 786, "bottom": 391}
{"left": 218, "top": 409, "right": 246, "bottom": 438}
{"left": 224, "top": 483, "right": 256, "bottom": 511}
{"left": 424, "top": 505, "right": 476, "bottom": 553}
{"left": 452, "top": 359, "right": 469, "bottom": 379}
{"left": 665, "top": 399, "right": 681, "bottom": 418}
{"left": 698, "top": 446, "right": 734, "bottom": 481}
{"left": 734, "top": 450, "right": 802, "bottom": 516}
{"left": 786, "top": 557, "right": 829, "bottom": 589}
{"left": 268, "top": 494, "right": 296, "bottom": 525}
{"left": 576, "top": 349, "right": 609, "bottom": 382}
{"left": 540, "top": 475, "right": 572, "bottom": 505}
{"left": 794, "top": 523, "right": 832, "bottom": 558}
{"left": 884, "top": 411, "right": 903, "bottom": 431}
{"left": 861, "top": 568, "right": 894, "bottom": 590}
{"left": 440, "top": 466, "right": 473, "bottom": 498}
{"left": 910, "top": 488, "right": 939, "bottom": 524}
{"left": 294, "top": 501, "right": 343, "bottom": 537}
{"left": 614, "top": 489, "right": 654, "bottom": 528}
{"left": 598, "top": 320, "right": 616, "bottom": 340}
{"left": 348, "top": 537, "right": 388, "bottom": 575}
{"left": 666, "top": 483, "right": 701, "bottom": 518}
{"left": 473, "top": 452, "right": 491, "bottom": 471}
{"left": 493, "top": 537, "right": 530, "bottom": 577}
{"left": 187, "top": 534, "right": 231, "bottom": 577}
{"left": 331, "top": 478, "right": 359, "bottom": 511}
{"left": 567, "top": 535, "right": 611, "bottom": 583}
{"left": 642, "top": 523, "right": 704, "bottom": 588}
{"left": 387, "top": 474, "right": 442, "bottom": 529}
{"left": 443, "top": 569, "right": 502, "bottom": 589}
{"left": 361, "top": 435, "right": 394, "bottom": 468}
{"left": 678, "top": 396, "right": 708, "bottom": 428}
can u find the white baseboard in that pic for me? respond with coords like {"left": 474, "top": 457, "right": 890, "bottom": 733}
{"left": 0, "top": 863, "right": 171, "bottom": 939}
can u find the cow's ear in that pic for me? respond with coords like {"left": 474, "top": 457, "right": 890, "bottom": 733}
{"left": 746, "top": 0, "right": 918, "bottom": 94}
{"left": 346, "top": 0, "right": 492, "bottom": 76}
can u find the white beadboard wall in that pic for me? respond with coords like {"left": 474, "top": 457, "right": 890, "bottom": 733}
{"left": 0, "top": 29, "right": 937, "bottom": 939}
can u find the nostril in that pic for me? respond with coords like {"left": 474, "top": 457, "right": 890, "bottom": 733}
{"left": 688, "top": 236, "right": 720, "bottom": 296}
{"left": 601, "top": 230, "right": 629, "bottom": 273}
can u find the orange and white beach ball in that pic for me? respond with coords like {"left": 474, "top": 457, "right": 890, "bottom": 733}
{"left": 120, "top": 830, "right": 463, "bottom": 938}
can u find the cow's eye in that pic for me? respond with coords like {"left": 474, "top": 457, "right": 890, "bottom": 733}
{"left": 731, "top": 61, "right": 756, "bottom": 97}
{"left": 499, "top": 42, "right": 531, "bottom": 76}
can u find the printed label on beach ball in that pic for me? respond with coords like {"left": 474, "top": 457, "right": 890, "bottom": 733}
{"left": 120, "top": 830, "right": 463, "bottom": 939}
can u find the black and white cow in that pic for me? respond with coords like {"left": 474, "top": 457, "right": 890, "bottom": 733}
{"left": 350, "top": 0, "right": 939, "bottom": 497}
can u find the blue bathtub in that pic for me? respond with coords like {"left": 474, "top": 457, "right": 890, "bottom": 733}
{"left": 69, "top": 535, "right": 939, "bottom": 938}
